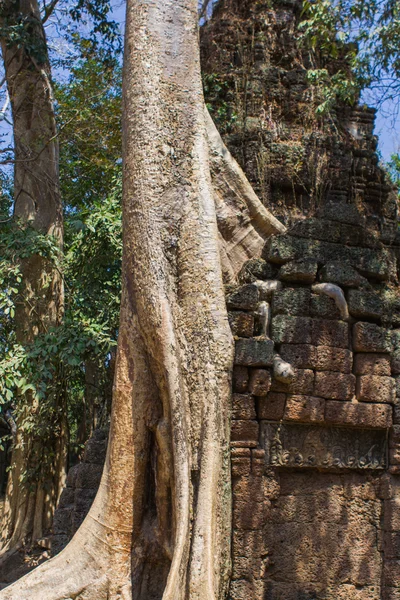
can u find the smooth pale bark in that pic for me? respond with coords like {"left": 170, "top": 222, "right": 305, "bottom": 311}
{"left": 0, "top": 1, "right": 284, "bottom": 598}
{"left": 0, "top": 0, "right": 66, "bottom": 554}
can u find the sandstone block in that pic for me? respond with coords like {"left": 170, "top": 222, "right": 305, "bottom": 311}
{"left": 325, "top": 400, "right": 392, "bottom": 429}
{"left": 353, "top": 322, "right": 392, "bottom": 353}
{"left": 257, "top": 392, "right": 286, "bottom": 420}
{"left": 311, "top": 319, "right": 349, "bottom": 348}
{"left": 315, "top": 371, "right": 356, "bottom": 400}
{"left": 57, "top": 487, "right": 75, "bottom": 509}
{"left": 83, "top": 439, "right": 107, "bottom": 465}
{"left": 392, "top": 350, "right": 400, "bottom": 375}
{"left": 232, "top": 394, "right": 256, "bottom": 420}
{"left": 231, "top": 420, "right": 259, "bottom": 447}
{"left": 390, "top": 447, "right": 400, "bottom": 466}
{"left": 265, "top": 235, "right": 392, "bottom": 280}
{"left": 315, "top": 346, "right": 353, "bottom": 373}
{"left": 354, "top": 353, "right": 391, "bottom": 376}
{"left": 390, "top": 426, "right": 400, "bottom": 447}
{"left": 271, "top": 315, "right": 312, "bottom": 344}
{"left": 272, "top": 287, "right": 310, "bottom": 316}
{"left": 238, "top": 258, "right": 278, "bottom": 283}
{"left": 278, "top": 258, "right": 318, "bottom": 283}
{"left": 384, "top": 498, "right": 400, "bottom": 531}
{"left": 356, "top": 375, "right": 396, "bottom": 404}
{"left": 249, "top": 368, "right": 271, "bottom": 396}
{"left": 280, "top": 343, "right": 316, "bottom": 369}
{"left": 75, "top": 463, "right": 103, "bottom": 489}
{"left": 290, "top": 217, "right": 341, "bottom": 242}
{"left": 231, "top": 448, "right": 251, "bottom": 478}
{"left": 233, "top": 366, "right": 249, "bottom": 393}
{"left": 228, "top": 311, "right": 254, "bottom": 338}
{"left": 52, "top": 508, "right": 72, "bottom": 535}
{"left": 251, "top": 449, "right": 265, "bottom": 476}
{"left": 284, "top": 395, "right": 325, "bottom": 423}
{"left": 383, "top": 531, "right": 400, "bottom": 559}
{"left": 235, "top": 338, "right": 274, "bottom": 367}
{"left": 271, "top": 369, "right": 314, "bottom": 394}
{"left": 319, "top": 201, "right": 365, "bottom": 226}
{"left": 233, "top": 499, "right": 269, "bottom": 531}
{"left": 319, "top": 261, "right": 368, "bottom": 288}
{"left": 226, "top": 283, "right": 259, "bottom": 310}
{"left": 394, "top": 405, "right": 400, "bottom": 425}
{"left": 348, "top": 290, "right": 384, "bottom": 320}
{"left": 383, "top": 560, "right": 400, "bottom": 588}
{"left": 310, "top": 293, "right": 341, "bottom": 319}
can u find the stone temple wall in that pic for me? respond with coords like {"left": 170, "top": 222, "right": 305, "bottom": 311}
{"left": 228, "top": 203, "right": 400, "bottom": 598}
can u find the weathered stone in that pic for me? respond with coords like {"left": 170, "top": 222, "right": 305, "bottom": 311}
{"left": 356, "top": 375, "right": 396, "bottom": 404}
{"left": 261, "top": 422, "right": 386, "bottom": 469}
{"left": 384, "top": 497, "right": 400, "bottom": 532}
{"left": 279, "top": 343, "right": 316, "bottom": 369}
{"left": 75, "top": 463, "right": 103, "bottom": 490}
{"left": 52, "top": 508, "right": 72, "bottom": 535}
{"left": 233, "top": 366, "right": 249, "bottom": 393}
{"left": 232, "top": 394, "right": 256, "bottom": 420}
{"left": 318, "top": 201, "right": 366, "bottom": 226}
{"left": 289, "top": 217, "right": 341, "bottom": 242}
{"left": 284, "top": 395, "right": 325, "bottom": 423}
{"left": 248, "top": 369, "right": 271, "bottom": 396}
{"left": 251, "top": 449, "right": 265, "bottom": 476}
{"left": 271, "top": 315, "right": 312, "bottom": 344}
{"left": 272, "top": 287, "right": 310, "bottom": 316}
{"left": 310, "top": 293, "right": 341, "bottom": 319}
{"left": 392, "top": 350, "right": 400, "bottom": 375}
{"left": 311, "top": 319, "right": 349, "bottom": 348}
{"left": 265, "top": 235, "right": 392, "bottom": 280}
{"left": 325, "top": 400, "right": 392, "bottom": 428}
{"left": 235, "top": 338, "right": 274, "bottom": 367}
{"left": 226, "top": 283, "right": 259, "bottom": 310}
{"left": 354, "top": 353, "right": 391, "bottom": 376}
{"left": 228, "top": 311, "right": 255, "bottom": 338}
{"left": 238, "top": 258, "right": 278, "bottom": 283}
{"left": 389, "top": 447, "right": 400, "bottom": 466}
{"left": 389, "top": 425, "right": 400, "bottom": 447}
{"left": 348, "top": 290, "right": 384, "bottom": 320}
{"left": 231, "top": 420, "right": 259, "bottom": 447}
{"left": 353, "top": 322, "right": 393, "bottom": 353}
{"left": 231, "top": 448, "right": 251, "bottom": 478}
{"left": 257, "top": 392, "right": 286, "bottom": 420}
{"left": 83, "top": 440, "right": 107, "bottom": 465}
{"left": 319, "top": 261, "right": 368, "bottom": 288}
{"left": 278, "top": 258, "right": 318, "bottom": 283}
{"left": 314, "top": 346, "right": 353, "bottom": 373}
{"left": 315, "top": 371, "right": 356, "bottom": 400}
{"left": 271, "top": 369, "right": 314, "bottom": 394}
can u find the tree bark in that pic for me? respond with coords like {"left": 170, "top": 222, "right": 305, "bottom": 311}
{"left": 0, "top": 0, "right": 66, "bottom": 554}
{"left": 0, "top": 0, "right": 283, "bottom": 597}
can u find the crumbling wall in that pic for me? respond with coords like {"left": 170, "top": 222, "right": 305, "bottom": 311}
{"left": 227, "top": 196, "right": 400, "bottom": 598}
{"left": 201, "top": 0, "right": 398, "bottom": 232}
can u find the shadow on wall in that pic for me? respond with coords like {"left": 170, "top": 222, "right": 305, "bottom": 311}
{"left": 231, "top": 470, "right": 384, "bottom": 600}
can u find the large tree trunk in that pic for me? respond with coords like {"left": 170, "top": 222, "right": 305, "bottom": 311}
{"left": 0, "top": 0, "right": 283, "bottom": 597}
{"left": 0, "top": 0, "right": 66, "bottom": 554}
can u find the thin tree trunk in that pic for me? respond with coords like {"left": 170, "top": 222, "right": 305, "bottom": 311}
{"left": 0, "top": 0, "right": 283, "bottom": 597}
{"left": 0, "top": 0, "right": 66, "bottom": 554}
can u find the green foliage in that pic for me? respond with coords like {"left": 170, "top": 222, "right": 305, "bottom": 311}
{"left": 0, "top": 50, "right": 123, "bottom": 461}
{"left": 387, "top": 153, "right": 400, "bottom": 187}
{"left": 56, "top": 57, "right": 122, "bottom": 211}
{"left": 203, "top": 73, "right": 238, "bottom": 131}
{"left": 299, "top": 0, "right": 400, "bottom": 113}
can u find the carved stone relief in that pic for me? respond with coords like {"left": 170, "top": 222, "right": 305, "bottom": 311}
{"left": 260, "top": 422, "right": 387, "bottom": 470}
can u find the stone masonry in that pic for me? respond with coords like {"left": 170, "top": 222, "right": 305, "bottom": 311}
{"left": 228, "top": 212, "right": 400, "bottom": 599}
